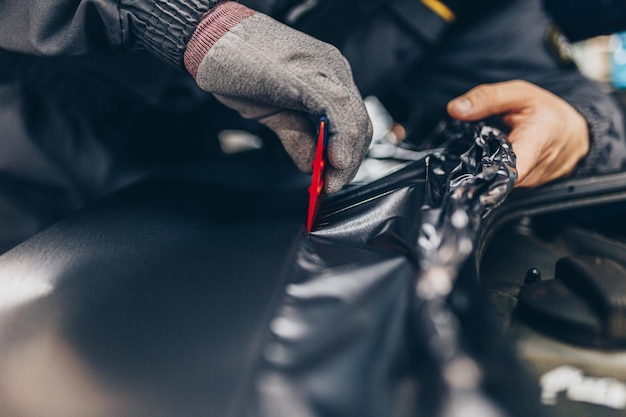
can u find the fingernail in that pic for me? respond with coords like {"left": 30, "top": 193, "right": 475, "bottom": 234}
{"left": 450, "top": 98, "right": 472, "bottom": 115}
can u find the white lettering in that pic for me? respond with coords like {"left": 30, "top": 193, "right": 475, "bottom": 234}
{"left": 540, "top": 365, "right": 626, "bottom": 410}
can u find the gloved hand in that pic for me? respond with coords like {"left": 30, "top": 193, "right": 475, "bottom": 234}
{"left": 184, "top": 1, "right": 373, "bottom": 193}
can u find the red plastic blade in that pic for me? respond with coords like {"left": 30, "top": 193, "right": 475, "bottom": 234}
{"left": 306, "top": 117, "right": 328, "bottom": 233}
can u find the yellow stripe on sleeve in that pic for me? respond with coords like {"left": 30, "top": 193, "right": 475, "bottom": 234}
{"left": 420, "top": 0, "right": 456, "bottom": 23}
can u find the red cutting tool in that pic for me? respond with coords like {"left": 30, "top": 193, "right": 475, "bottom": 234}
{"left": 306, "top": 117, "right": 328, "bottom": 233}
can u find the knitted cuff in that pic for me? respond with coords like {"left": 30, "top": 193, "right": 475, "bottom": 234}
{"left": 571, "top": 101, "right": 620, "bottom": 176}
{"left": 184, "top": 1, "right": 256, "bottom": 78}
{"left": 118, "top": 0, "right": 222, "bottom": 68}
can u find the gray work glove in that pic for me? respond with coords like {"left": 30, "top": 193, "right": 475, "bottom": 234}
{"left": 190, "top": 9, "right": 373, "bottom": 193}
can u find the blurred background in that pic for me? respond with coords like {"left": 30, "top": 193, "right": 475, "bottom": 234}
{"left": 544, "top": 0, "right": 626, "bottom": 109}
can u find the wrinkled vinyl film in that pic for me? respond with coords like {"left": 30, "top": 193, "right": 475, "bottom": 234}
{"left": 246, "top": 121, "right": 527, "bottom": 417}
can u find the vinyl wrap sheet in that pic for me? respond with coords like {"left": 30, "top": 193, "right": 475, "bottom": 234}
{"left": 247, "top": 122, "right": 532, "bottom": 417}
{"left": 0, "top": 122, "right": 540, "bottom": 416}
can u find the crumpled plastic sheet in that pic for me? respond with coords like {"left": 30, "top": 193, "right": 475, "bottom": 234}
{"left": 244, "top": 121, "right": 530, "bottom": 417}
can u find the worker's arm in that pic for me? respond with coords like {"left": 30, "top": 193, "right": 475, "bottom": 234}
{"left": 413, "top": 0, "right": 626, "bottom": 188}
{"left": 447, "top": 78, "right": 626, "bottom": 188}
{"left": 0, "top": 0, "right": 225, "bottom": 66}
{"left": 0, "top": 0, "right": 373, "bottom": 192}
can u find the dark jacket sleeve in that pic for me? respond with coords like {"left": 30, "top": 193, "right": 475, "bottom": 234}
{"left": 563, "top": 80, "right": 626, "bottom": 176}
{"left": 0, "top": 0, "right": 221, "bottom": 67}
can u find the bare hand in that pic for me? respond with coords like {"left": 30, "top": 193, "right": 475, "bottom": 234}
{"left": 447, "top": 80, "right": 589, "bottom": 188}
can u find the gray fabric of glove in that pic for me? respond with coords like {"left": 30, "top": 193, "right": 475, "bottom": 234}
{"left": 193, "top": 12, "right": 373, "bottom": 193}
